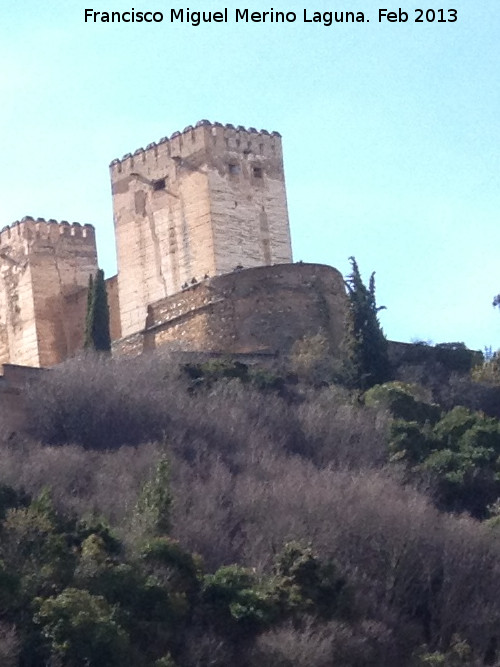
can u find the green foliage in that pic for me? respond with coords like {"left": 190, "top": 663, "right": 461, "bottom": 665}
{"left": 389, "top": 406, "right": 500, "bottom": 517}
{"left": 389, "top": 419, "right": 434, "bottom": 464}
{"left": 434, "top": 342, "right": 481, "bottom": 374}
{"left": 135, "top": 458, "right": 173, "bottom": 536}
{"left": 183, "top": 358, "right": 287, "bottom": 394}
{"left": 140, "top": 537, "right": 201, "bottom": 595}
{"left": 0, "top": 483, "right": 28, "bottom": 520}
{"left": 74, "top": 532, "right": 189, "bottom": 660}
{"left": 344, "top": 256, "right": 389, "bottom": 389}
{"left": 84, "top": 268, "right": 111, "bottom": 352}
{"left": 154, "top": 655, "right": 177, "bottom": 667}
{"left": 289, "top": 332, "right": 338, "bottom": 385}
{"left": 200, "top": 544, "right": 351, "bottom": 636}
{"left": 76, "top": 516, "right": 122, "bottom": 557}
{"left": 416, "top": 635, "right": 473, "bottom": 666}
{"left": 202, "top": 564, "right": 278, "bottom": 630}
{"left": 364, "top": 381, "right": 441, "bottom": 425}
{"left": 471, "top": 349, "right": 500, "bottom": 385}
{"left": 184, "top": 358, "right": 250, "bottom": 384}
{"left": 273, "top": 542, "right": 351, "bottom": 620}
{"left": 1, "top": 489, "right": 75, "bottom": 598}
{"left": 35, "top": 587, "right": 130, "bottom": 666}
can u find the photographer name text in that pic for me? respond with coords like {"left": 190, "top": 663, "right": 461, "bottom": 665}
{"left": 83, "top": 7, "right": 459, "bottom": 26}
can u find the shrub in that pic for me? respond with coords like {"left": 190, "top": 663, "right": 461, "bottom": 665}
{"left": 364, "top": 381, "right": 441, "bottom": 425}
{"left": 35, "top": 588, "right": 131, "bottom": 666}
{"left": 24, "top": 355, "right": 178, "bottom": 448}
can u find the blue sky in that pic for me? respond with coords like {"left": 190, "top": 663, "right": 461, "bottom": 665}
{"left": 1, "top": 1, "right": 499, "bottom": 350}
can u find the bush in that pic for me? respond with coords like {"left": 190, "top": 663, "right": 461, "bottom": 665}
{"left": 389, "top": 406, "right": 500, "bottom": 517}
{"left": 35, "top": 588, "right": 131, "bottom": 666}
{"left": 24, "top": 355, "right": 176, "bottom": 448}
{"left": 364, "top": 382, "right": 441, "bottom": 425}
{"left": 5, "top": 350, "right": 500, "bottom": 663}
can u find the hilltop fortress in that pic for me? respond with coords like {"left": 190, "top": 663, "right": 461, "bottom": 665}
{"left": 0, "top": 120, "right": 347, "bottom": 368}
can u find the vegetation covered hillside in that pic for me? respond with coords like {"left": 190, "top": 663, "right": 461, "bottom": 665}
{"left": 1, "top": 348, "right": 500, "bottom": 666}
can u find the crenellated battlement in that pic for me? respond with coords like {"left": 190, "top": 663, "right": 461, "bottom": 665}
{"left": 109, "top": 120, "right": 283, "bottom": 177}
{"left": 0, "top": 217, "right": 95, "bottom": 247}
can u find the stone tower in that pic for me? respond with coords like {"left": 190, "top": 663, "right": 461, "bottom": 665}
{"left": 0, "top": 217, "right": 98, "bottom": 367}
{"left": 110, "top": 120, "right": 293, "bottom": 338}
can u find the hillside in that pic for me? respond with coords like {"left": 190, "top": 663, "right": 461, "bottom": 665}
{"left": 1, "top": 350, "right": 500, "bottom": 666}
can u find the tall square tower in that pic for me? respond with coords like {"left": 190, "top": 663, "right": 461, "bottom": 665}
{"left": 110, "top": 120, "right": 292, "bottom": 338}
{"left": 0, "top": 218, "right": 98, "bottom": 367}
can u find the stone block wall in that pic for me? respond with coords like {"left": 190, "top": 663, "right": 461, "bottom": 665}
{"left": 112, "top": 263, "right": 347, "bottom": 359}
{"left": 105, "top": 275, "right": 121, "bottom": 342}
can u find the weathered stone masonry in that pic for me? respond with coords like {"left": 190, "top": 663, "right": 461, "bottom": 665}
{"left": 0, "top": 219, "right": 97, "bottom": 367}
{"left": 112, "top": 263, "right": 347, "bottom": 358}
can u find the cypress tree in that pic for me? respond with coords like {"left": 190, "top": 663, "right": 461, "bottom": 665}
{"left": 84, "top": 273, "right": 94, "bottom": 349}
{"left": 344, "top": 256, "right": 389, "bottom": 390}
{"left": 84, "top": 269, "right": 111, "bottom": 352}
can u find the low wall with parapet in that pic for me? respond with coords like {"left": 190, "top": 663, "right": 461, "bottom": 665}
{"left": 112, "top": 262, "right": 347, "bottom": 358}
{"left": 388, "top": 341, "right": 482, "bottom": 375}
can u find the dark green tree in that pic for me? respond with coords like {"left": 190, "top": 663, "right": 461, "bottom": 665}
{"left": 135, "top": 458, "right": 173, "bottom": 536}
{"left": 344, "top": 256, "right": 389, "bottom": 389}
{"left": 35, "top": 587, "right": 131, "bottom": 667}
{"left": 84, "top": 269, "right": 111, "bottom": 352}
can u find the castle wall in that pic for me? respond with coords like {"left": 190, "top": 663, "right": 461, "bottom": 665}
{"left": 56, "top": 275, "right": 121, "bottom": 361}
{"left": 105, "top": 275, "right": 122, "bottom": 342}
{"left": 110, "top": 121, "right": 292, "bottom": 338}
{"left": 0, "top": 219, "right": 98, "bottom": 367}
{"left": 63, "top": 286, "right": 89, "bottom": 358}
{"left": 112, "top": 263, "right": 346, "bottom": 359}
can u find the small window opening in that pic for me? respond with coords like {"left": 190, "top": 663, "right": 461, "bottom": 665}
{"left": 228, "top": 163, "right": 240, "bottom": 175}
{"left": 152, "top": 178, "right": 166, "bottom": 191}
{"left": 253, "top": 166, "right": 263, "bottom": 179}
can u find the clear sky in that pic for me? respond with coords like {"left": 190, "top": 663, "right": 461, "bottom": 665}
{"left": 1, "top": 1, "right": 499, "bottom": 350}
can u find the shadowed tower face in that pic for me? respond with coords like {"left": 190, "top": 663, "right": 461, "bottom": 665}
{"left": 110, "top": 120, "right": 293, "bottom": 338}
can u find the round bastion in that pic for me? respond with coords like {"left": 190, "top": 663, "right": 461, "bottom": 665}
{"left": 114, "top": 263, "right": 348, "bottom": 358}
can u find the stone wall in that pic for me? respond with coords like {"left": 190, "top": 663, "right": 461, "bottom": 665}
{"left": 105, "top": 275, "right": 121, "bottom": 341}
{"left": 0, "top": 218, "right": 98, "bottom": 367}
{"left": 110, "top": 121, "right": 292, "bottom": 338}
{"left": 112, "top": 263, "right": 347, "bottom": 359}
{"left": 389, "top": 341, "right": 482, "bottom": 376}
